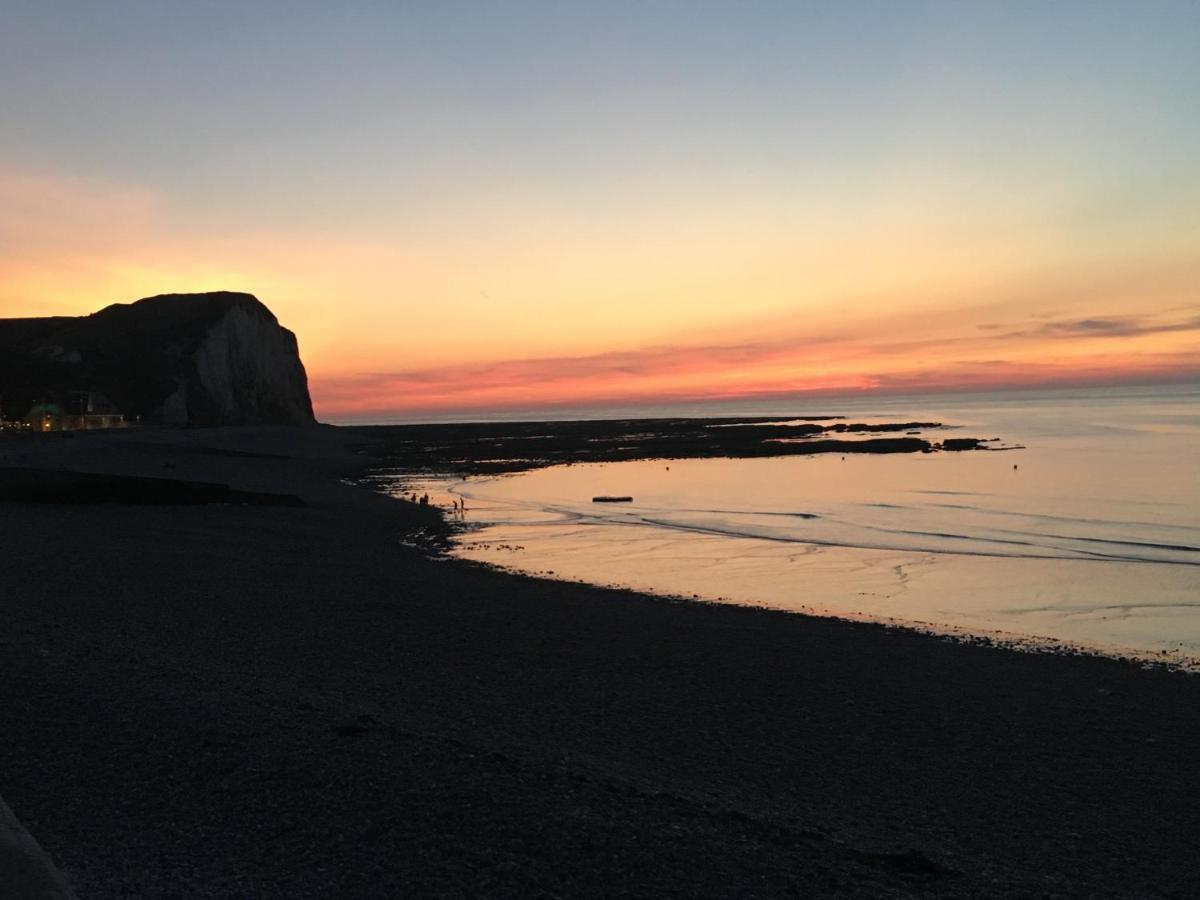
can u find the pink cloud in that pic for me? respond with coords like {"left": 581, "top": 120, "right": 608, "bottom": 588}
{"left": 312, "top": 325, "right": 1200, "bottom": 420}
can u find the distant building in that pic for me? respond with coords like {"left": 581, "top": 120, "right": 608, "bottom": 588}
{"left": 72, "top": 391, "right": 127, "bottom": 429}
{"left": 0, "top": 395, "right": 26, "bottom": 430}
{"left": 24, "top": 401, "right": 69, "bottom": 432}
{"left": 23, "top": 392, "right": 127, "bottom": 431}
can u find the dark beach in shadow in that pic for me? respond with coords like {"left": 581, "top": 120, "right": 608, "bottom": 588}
{"left": 1, "top": 424, "right": 1196, "bottom": 897}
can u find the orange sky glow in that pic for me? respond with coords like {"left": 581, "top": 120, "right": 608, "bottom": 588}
{"left": 1, "top": 164, "right": 1197, "bottom": 421}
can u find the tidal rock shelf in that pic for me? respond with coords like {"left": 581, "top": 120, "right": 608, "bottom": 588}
{"left": 353, "top": 416, "right": 994, "bottom": 476}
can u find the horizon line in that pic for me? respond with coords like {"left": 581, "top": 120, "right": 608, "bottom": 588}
{"left": 318, "top": 374, "right": 1200, "bottom": 427}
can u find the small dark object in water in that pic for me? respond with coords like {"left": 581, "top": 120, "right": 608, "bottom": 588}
{"left": 593, "top": 495, "right": 633, "bottom": 503}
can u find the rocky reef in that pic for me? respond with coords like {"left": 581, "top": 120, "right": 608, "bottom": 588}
{"left": 0, "top": 292, "right": 315, "bottom": 426}
{"left": 355, "top": 417, "right": 992, "bottom": 476}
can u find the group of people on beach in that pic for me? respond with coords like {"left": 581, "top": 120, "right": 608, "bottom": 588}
{"left": 403, "top": 491, "right": 467, "bottom": 516}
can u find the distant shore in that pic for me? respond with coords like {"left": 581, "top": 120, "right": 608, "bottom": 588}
{"left": 1, "top": 424, "right": 1198, "bottom": 897}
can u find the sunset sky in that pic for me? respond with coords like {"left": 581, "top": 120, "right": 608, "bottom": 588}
{"left": 2, "top": 2, "right": 1198, "bottom": 421}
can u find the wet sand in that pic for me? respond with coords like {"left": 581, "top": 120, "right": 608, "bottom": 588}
{"left": 1, "top": 426, "right": 1198, "bottom": 897}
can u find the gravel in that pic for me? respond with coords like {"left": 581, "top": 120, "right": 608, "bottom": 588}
{"left": 1, "top": 426, "right": 1197, "bottom": 897}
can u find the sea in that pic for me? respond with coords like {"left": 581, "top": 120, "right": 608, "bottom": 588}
{"left": 395, "top": 383, "right": 1200, "bottom": 667}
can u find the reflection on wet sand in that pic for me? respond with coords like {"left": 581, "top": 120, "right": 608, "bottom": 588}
{"left": 379, "top": 386, "right": 1200, "bottom": 667}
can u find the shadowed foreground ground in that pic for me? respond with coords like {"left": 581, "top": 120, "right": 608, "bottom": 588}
{"left": 1, "top": 427, "right": 1197, "bottom": 897}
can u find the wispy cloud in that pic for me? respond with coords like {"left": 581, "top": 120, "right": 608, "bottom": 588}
{"left": 1034, "top": 314, "right": 1200, "bottom": 338}
{"left": 312, "top": 319, "right": 1200, "bottom": 418}
{"left": 986, "top": 310, "right": 1200, "bottom": 340}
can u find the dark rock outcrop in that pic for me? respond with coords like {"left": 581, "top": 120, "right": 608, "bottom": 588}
{"left": 0, "top": 292, "right": 315, "bottom": 426}
{"left": 357, "top": 419, "right": 992, "bottom": 476}
{"left": 940, "top": 438, "right": 985, "bottom": 451}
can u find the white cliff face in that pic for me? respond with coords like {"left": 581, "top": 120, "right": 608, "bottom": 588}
{"left": 1, "top": 291, "right": 314, "bottom": 426}
{"left": 160, "top": 302, "right": 314, "bottom": 426}
{"left": 158, "top": 383, "right": 189, "bottom": 426}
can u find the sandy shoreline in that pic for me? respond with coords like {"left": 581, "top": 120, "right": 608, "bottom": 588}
{"left": 2, "top": 426, "right": 1198, "bottom": 897}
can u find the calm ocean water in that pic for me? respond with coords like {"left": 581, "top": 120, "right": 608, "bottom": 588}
{"left": 400, "top": 384, "right": 1200, "bottom": 665}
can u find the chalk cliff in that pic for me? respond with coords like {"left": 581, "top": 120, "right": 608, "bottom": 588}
{"left": 0, "top": 292, "right": 315, "bottom": 426}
